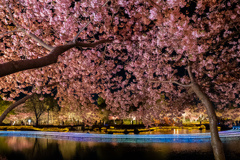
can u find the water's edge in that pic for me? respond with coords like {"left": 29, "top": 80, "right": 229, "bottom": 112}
{"left": 0, "top": 130, "right": 240, "bottom": 143}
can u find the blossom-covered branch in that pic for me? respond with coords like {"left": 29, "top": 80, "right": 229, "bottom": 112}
{"left": 0, "top": 38, "right": 113, "bottom": 78}
{"left": 6, "top": 3, "right": 54, "bottom": 51}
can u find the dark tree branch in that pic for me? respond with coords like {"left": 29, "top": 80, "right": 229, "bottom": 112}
{"left": 0, "top": 38, "right": 113, "bottom": 78}
{"left": 2, "top": 2, "right": 113, "bottom": 78}
{"left": 0, "top": 80, "right": 68, "bottom": 124}
{"left": 0, "top": 94, "right": 34, "bottom": 124}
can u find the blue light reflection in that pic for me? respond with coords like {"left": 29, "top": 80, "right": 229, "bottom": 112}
{"left": 0, "top": 130, "right": 239, "bottom": 143}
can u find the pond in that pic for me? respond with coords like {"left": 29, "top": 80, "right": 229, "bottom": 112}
{"left": 0, "top": 130, "right": 240, "bottom": 160}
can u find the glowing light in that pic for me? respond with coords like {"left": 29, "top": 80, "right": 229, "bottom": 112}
{"left": 28, "top": 119, "right": 31, "bottom": 125}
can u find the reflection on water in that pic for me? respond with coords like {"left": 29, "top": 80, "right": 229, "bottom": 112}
{"left": 5, "top": 137, "right": 34, "bottom": 151}
{"left": 0, "top": 132, "right": 240, "bottom": 160}
{"left": 85, "top": 129, "right": 210, "bottom": 135}
{"left": 140, "top": 128, "right": 209, "bottom": 135}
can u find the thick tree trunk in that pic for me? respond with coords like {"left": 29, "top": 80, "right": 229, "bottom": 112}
{"left": 191, "top": 82, "right": 225, "bottom": 160}
{"left": 0, "top": 95, "right": 33, "bottom": 125}
{"left": 35, "top": 118, "right": 39, "bottom": 127}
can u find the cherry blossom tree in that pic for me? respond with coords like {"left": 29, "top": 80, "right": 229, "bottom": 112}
{"left": 0, "top": 0, "right": 239, "bottom": 160}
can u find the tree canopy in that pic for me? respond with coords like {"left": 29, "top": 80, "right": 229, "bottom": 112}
{"left": 0, "top": 1, "right": 240, "bottom": 159}
{"left": 0, "top": 0, "right": 239, "bottom": 121}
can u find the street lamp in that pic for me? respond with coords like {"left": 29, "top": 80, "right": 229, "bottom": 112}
{"left": 28, "top": 119, "right": 31, "bottom": 125}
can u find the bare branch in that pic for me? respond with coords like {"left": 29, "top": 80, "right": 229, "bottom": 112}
{"left": 73, "top": 0, "right": 111, "bottom": 43}
{"left": 6, "top": 3, "right": 54, "bottom": 51}
{"left": 73, "top": 21, "right": 92, "bottom": 43}
{"left": 187, "top": 66, "right": 195, "bottom": 82}
{"left": 6, "top": 3, "right": 20, "bottom": 28}
{"left": 0, "top": 29, "right": 20, "bottom": 36}
{"left": 102, "top": 0, "right": 110, "bottom": 7}
{"left": 19, "top": 28, "right": 55, "bottom": 51}
{"left": 150, "top": 80, "right": 192, "bottom": 87}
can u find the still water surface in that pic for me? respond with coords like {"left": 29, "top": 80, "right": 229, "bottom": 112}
{"left": 0, "top": 130, "right": 240, "bottom": 160}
